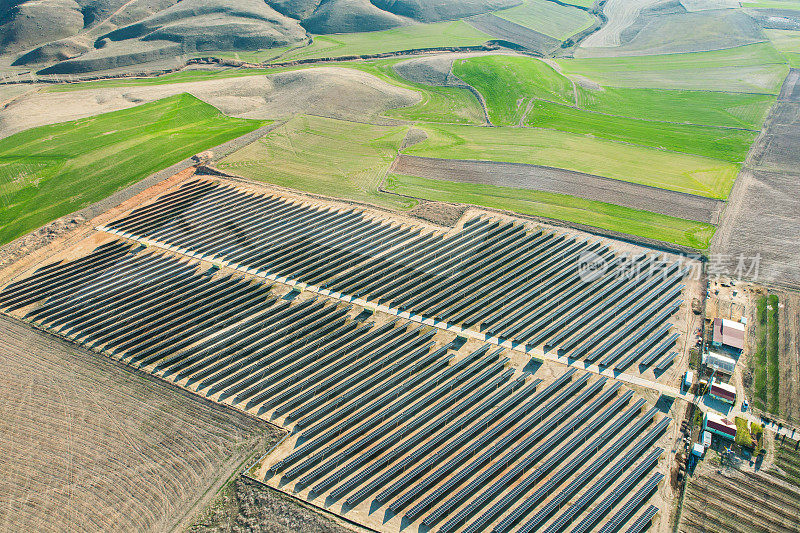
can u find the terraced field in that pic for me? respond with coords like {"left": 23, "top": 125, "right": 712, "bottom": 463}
{"left": 217, "top": 115, "right": 413, "bottom": 209}
{"left": 274, "top": 21, "right": 492, "bottom": 63}
{"left": 494, "top": 0, "right": 595, "bottom": 40}
{"left": 559, "top": 43, "right": 790, "bottom": 93}
{"left": 523, "top": 100, "right": 756, "bottom": 162}
{"left": 387, "top": 173, "right": 716, "bottom": 249}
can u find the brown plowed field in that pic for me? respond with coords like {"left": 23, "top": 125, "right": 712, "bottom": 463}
{"left": 712, "top": 68, "right": 800, "bottom": 288}
{"left": 681, "top": 467, "right": 800, "bottom": 533}
{"left": 393, "top": 154, "right": 724, "bottom": 223}
{"left": 466, "top": 13, "right": 560, "bottom": 53}
{"left": 0, "top": 315, "right": 279, "bottom": 533}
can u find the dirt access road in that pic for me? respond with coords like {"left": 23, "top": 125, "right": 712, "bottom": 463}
{"left": 0, "top": 315, "right": 279, "bottom": 533}
{"left": 393, "top": 154, "right": 724, "bottom": 223}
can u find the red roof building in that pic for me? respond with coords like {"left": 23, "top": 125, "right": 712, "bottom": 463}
{"left": 708, "top": 379, "right": 737, "bottom": 405}
{"left": 704, "top": 412, "right": 737, "bottom": 440}
{"left": 711, "top": 318, "right": 745, "bottom": 351}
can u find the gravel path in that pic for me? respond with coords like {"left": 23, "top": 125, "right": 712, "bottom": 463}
{"left": 393, "top": 154, "right": 724, "bottom": 223}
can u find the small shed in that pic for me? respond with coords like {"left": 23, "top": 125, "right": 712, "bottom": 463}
{"left": 692, "top": 443, "right": 705, "bottom": 457}
{"left": 683, "top": 370, "right": 694, "bottom": 390}
{"left": 703, "top": 430, "right": 712, "bottom": 448}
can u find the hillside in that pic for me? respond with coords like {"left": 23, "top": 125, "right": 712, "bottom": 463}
{"left": 1, "top": 0, "right": 519, "bottom": 73}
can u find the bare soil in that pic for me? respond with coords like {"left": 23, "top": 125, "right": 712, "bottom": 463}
{"left": 393, "top": 154, "right": 724, "bottom": 223}
{"left": 712, "top": 69, "right": 800, "bottom": 288}
{"left": 681, "top": 464, "right": 800, "bottom": 533}
{"left": 0, "top": 67, "right": 418, "bottom": 139}
{"left": 465, "top": 13, "right": 561, "bottom": 54}
{"left": 0, "top": 315, "right": 280, "bottom": 533}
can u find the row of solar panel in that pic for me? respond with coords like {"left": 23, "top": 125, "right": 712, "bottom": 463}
{"left": 102, "top": 179, "right": 686, "bottom": 373}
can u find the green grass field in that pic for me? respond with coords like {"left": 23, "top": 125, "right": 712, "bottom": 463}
{"left": 275, "top": 21, "right": 491, "bottom": 63}
{"left": 751, "top": 294, "right": 780, "bottom": 414}
{"left": 217, "top": 115, "right": 413, "bottom": 209}
{"left": 345, "top": 59, "right": 485, "bottom": 124}
{"left": 0, "top": 93, "right": 265, "bottom": 246}
{"left": 524, "top": 100, "right": 756, "bottom": 162}
{"left": 387, "top": 174, "right": 715, "bottom": 249}
{"left": 402, "top": 123, "right": 740, "bottom": 198}
{"left": 765, "top": 29, "right": 800, "bottom": 68}
{"left": 558, "top": 0, "right": 595, "bottom": 7}
{"left": 559, "top": 43, "right": 789, "bottom": 93}
{"left": 576, "top": 87, "right": 774, "bottom": 129}
{"left": 453, "top": 55, "right": 773, "bottom": 133}
{"left": 452, "top": 55, "right": 575, "bottom": 125}
{"left": 494, "top": 0, "right": 595, "bottom": 40}
{"left": 743, "top": 0, "right": 800, "bottom": 8}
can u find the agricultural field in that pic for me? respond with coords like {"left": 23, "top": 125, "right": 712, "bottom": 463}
{"left": 750, "top": 293, "right": 780, "bottom": 415}
{"left": 578, "top": 6, "right": 766, "bottom": 57}
{"left": 743, "top": 0, "right": 800, "bottom": 8}
{"left": 346, "top": 59, "right": 486, "bottom": 124}
{"left": 773, "top": 437, "right": 800, "bottom": 487}
{"left": 576, "top": 87, "right": 775, "bottom": 129}
{"left": 387, "top": 173, "right": 716, "bottom": 248}
{"left": 454, "top": 54, "right": 776, "bottom": 128}
{"left": 493, "top": 0, "right": 596, "bottom": 40}
{"left": 523, "top": 100, "right": 756, "bottom": 162}
{"left": 559, "top": 43, "right": 790, "bottom": 93}
{"left": 274, "top": 21, "right": 492, "bottom": 63}
{"left": 217, "top": 115, "right": 413, "bottom": 209}
{"left": 765, "top": 29, "right": 800, "bottom": 68}
{"left": 452, "top": 55, "right": 575, "bottom": 125}
{"left": 402, "top": 123, "right": 740, "bottom": 198}
{"left": 0, "top": 315, "right": 276, "bottom": 532}
{"left": 0, "top": 93, "right": 264, "bottom": 247}
{"left": 42, "top": 68, "right": 281, "bottom": 92}
{"left": 681, "top": 463, "right": 800, "bottom": 533}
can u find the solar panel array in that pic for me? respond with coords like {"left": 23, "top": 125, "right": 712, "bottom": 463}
{"left": 1, "top": 242, "right": 670, "bottom": 532}
{"left": 102, "top": 179, "right": 687, "bottom": 373}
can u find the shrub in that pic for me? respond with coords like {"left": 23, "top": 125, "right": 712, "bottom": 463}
{"left": 735, "top": 416, "right": 754, "bottom": 448}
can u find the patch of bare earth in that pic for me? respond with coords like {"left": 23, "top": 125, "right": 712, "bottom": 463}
{"left": 188, "top": 477, "right": 355, "bottom": 533}
{"left": 712, "top": 69, "right": 800, "bottom": 288}
{"left": 0, "top": 315, "right": 280, "bottom": 533}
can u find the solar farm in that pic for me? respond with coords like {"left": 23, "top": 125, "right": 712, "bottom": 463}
{"left": 0, "top": 176, "right": 695, "bottom": 533}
